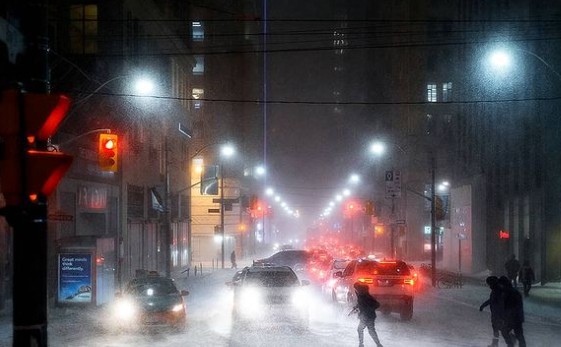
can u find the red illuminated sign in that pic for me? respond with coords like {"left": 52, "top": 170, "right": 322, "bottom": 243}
{"left": 499, "top": 230, "right": 510, "bottom": 239}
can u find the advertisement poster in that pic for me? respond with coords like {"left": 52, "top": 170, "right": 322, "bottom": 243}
{"left": 58, "top": 253, "right": 93, "bottom": 304}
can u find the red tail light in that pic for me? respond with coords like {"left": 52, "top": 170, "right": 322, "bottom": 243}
{"left": 404, "top": 278, "right": 415, "bottom": 286}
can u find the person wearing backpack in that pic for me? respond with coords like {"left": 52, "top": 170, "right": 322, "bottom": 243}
{"left": 352, "top": 282, "right": 383, "bottom": 347}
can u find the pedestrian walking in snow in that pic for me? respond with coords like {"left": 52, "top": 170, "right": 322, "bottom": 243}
{"left": 499, "top": 276, "right": 526, "bottom": 347}
{"left": 480, "top": 276, "right": 504, "bottom": 347}
{"left": 230, "top": 250, "right": 237, "bottom": 269}
{"left": 351, "top": 282, "right": 383, "bottom": 347}
{"left": 504, "top": 254, "right": 521, "bottom": 288}
{"left": 519, "top": 260, "right": 535, "bottom": 297}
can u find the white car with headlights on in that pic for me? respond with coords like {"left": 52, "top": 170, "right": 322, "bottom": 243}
{"left": 228, "top": 265, "right": 310, "bottom": 329}
{"left": 110, "top": 271, "right": 188, "bottom": 331}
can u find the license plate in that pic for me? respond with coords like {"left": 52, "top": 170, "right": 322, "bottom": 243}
{"left": 377, "top": 280, "right": 393, "bottom": 287}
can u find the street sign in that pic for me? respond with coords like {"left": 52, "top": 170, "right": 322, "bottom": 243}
{"left": 48, "top": 213, "right": 73, "bottom": 221}
{"left": 385, "top": 169, "right": 401, "bottom": 198}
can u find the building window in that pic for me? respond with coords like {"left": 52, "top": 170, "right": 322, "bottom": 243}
{"left": 193, "top": 55, "right": 204, "bottom": 75}
{"left": 427, "top": 83, "right": 437, "bottom": 102}
{"left": 70, "top": 4, "right": 98, "bottom": 54}
{"left": 192, "top": 21, "right": 204, "bottom": 41}
{"left": 442, "top": 82, "right": 452, "bottom": 102}
{"left": 333, "top": 30, "right": 347, "bottom": 55}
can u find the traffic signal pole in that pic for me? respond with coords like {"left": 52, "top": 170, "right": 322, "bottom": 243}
{"left": 430, "top": 155, "right": 437, "bottom": 288}
{"left": 14, "top": 1, "right": 50, "bottom": 345}
{"left": 1, "top": 2, "right": 74, "bottom": 346}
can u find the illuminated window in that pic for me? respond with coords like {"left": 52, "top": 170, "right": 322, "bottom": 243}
{"left": 427, "top": 83, "right": 437, "bottom": 102}
{"left": 192, "top": 21, "right": 204, "bottom": 41}
{"left": 442, "top": 82, "right": 452, "bottom": 102}
{"left": 333, "top": 30, "right": 347, "bottom": 55}
{"left": 70, "top": 4, "right": 98, "bottom": 54}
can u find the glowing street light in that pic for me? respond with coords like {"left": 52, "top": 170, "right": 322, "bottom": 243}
{"left": 349, "top": 174, "right": 360, "bottom": 184}
{"left": 370, "top": 141, "right": 386, "bottom": 156}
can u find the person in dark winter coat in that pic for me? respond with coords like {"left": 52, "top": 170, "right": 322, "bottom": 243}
{"left": 518, "top": 260, "right": 535, "bottom": 297}
{"left": 480, "top": 276, "right": 504, "bottom": 347}
{"left": 499, "top": 276, "right": 526, "bottom": 347}
{"left": 352, "top": 282, "right": 383, "bottom": 347}
{"left": 230, "top": 250, "right": 237, "bottom": 269}
{"left": 504, "top": 254, "right": 521, "bottom": 288}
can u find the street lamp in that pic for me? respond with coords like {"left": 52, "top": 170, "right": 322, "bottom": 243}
{"left": 370, "top": 139, "right": 438, "bottom": 287}
{"left": 487, "top": 47, "right": 561, "bottom": 81}
{"left": 219, "top": 144, "right": 235, "bottom": 269}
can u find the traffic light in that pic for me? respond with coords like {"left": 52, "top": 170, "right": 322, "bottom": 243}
{"left": 0, "top": 89, "right": 73, "bottom": 207}
{"left": 98, "top": 133, "right": 118, "bottom": 171}
{"left": 365, "top": 200, "right": 374, "bottom": 215}
{"left": 435, "top": 195, "right": 445, "bottom": 220}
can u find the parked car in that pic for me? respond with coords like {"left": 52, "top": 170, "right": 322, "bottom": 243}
{"left": 110, "top": 271, "right": 189, "bottom": 330}
{"left": 333, "top": 259, "right": 415, "bottom": 321}
{"left": 229, "top": 265, "right": 310, "bottom": 328}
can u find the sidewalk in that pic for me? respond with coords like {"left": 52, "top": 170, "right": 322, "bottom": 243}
{"left": 425, "top": 275, "right": 561, "bottom": 325}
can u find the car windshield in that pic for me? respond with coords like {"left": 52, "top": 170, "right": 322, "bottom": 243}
{"left": 245, "top": 271, "right": 299, "bottom": 287}
{"left": 128, "top": 280, "right": 178, "bottom": 296}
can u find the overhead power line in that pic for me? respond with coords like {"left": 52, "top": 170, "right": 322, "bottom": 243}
{"left": 66, "top": 90, "right": 561, "bottom": 107}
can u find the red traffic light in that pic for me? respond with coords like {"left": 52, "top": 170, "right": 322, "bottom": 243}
{"left": 499, "top": 230, "right": 510, "bottom": 239}
{"left": 98, "top": 134, "right": 118, "bottom": 172}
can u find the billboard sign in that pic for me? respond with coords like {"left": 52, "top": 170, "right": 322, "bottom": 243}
{"left": 58, "top": 253, "right": 93, "bottom": 304}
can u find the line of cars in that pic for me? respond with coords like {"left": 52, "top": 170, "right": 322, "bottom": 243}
{"left": 106, "top": 249, "right": 417, "bottom": 334}
{"left": 253, "top": 249, "right": 418, "bottom": 321}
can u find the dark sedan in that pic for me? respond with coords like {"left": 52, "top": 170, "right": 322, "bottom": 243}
{"left": 110, "top": 271, "right": 189, "bottom": 330}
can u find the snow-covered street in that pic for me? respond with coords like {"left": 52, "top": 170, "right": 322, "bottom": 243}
{"left": 2, "top": 267, "right": 560, "bottom": 347}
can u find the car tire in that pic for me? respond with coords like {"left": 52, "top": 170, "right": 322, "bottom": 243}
{"left": 400, "top": 299, "right": 413, "bottom": 321}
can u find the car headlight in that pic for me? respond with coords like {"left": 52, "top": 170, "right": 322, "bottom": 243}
{"left": 114, "top": 299, "right": 137, "bottom": 321}
{"left": 238, "top": 287, "right": 263, "bottom": 316}
{"left": 292, "top": 288, "right": 309, "bottom": 306}
{"left": 171, "top": 303, "right": 184, "bottom": 313}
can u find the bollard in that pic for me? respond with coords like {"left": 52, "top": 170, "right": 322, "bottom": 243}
{"left": 194, "top": 266, "right": 198, "bottom": 276}
{"left": 200, "top": 263, "right": 203, "bottom": 275}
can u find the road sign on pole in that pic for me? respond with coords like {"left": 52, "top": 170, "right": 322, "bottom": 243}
{"left": 385, "top": 169, "right": 402, "bottom": 198}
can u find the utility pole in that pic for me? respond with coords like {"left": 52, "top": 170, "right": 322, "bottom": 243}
{"left": 430, "top": 154, "right": 437, "bottom": 288}
{"left": 220, "top": 163, "right": 225, "bottom": 269}
{"left": 163, "top": 137, "right": 172, "bottom": 277}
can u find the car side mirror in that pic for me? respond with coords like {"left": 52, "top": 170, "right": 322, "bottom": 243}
{"left": 301, "top": 280, "right": 310, "bottom": 286}
{"left": 334, "top": 271, "right": 343, "bottom": 278}
{"left": 180, "top": 290, "right": 189, "bottom": 296}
